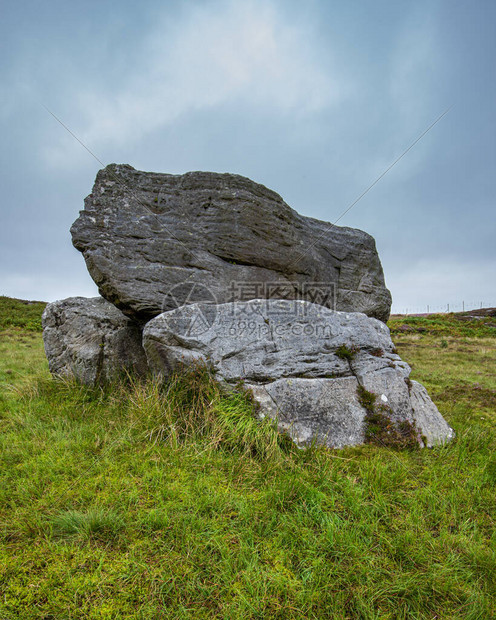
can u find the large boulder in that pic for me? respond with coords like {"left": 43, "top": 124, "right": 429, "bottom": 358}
{"left": 143, "top": 300, "right": 454, "bottom": 449}
{"left": 71, "top": 164, "right": 392, "bottom": 322}
{"left": 42, "top": 297, "right": 148, "bottom": 385}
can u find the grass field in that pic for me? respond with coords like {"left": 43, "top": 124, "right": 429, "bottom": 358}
{"left": 0, "top": 300, "right": 495, "bottom": 619}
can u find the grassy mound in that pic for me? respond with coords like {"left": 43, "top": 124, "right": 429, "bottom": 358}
{"left": 0, "top": 296, "right": 46, "bottom": 331}
{"left": 389, "top": 311, "right": 496, "bottom": 338}
{"left": 0, "top": 298, "right": 495, "bottom": 618}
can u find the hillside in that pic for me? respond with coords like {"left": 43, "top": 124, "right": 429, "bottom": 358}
{"left": 0, "top": 296, "right": 46, "bottom": 331}
{"left": 0, "top": 298, "right": 495, "bottom": 618}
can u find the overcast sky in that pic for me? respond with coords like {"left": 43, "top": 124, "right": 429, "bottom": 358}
{"left": 1, "top": 0, "right": 494, "bottom": 313}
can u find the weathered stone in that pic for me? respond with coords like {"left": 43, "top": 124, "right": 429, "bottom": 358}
{"left": 42, "top": 297, "right": 148, "bottom": 385}
{"left": 71, "top": 164, "right": 392, "bottom": 322}
{"left": 409, "top": 380, "right": 455, "bottom": 447}
{"left": 143, "top": 299, "right": 453, "bottom": 449}
{"left": 247, "top": 377, "right": 367, "bottom": 449}
{"left": 355, "top": 366, "right": 414, "bottom": 425}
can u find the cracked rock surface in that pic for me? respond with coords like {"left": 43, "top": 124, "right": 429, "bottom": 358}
{"left": 42, "top": 297, "right": 148, "bottom": 385}
{"left": 143, "top": 300, "right": 454, "bottom": 449}
{"left": 71, "top": 164, "right": 392, "bottom": 322}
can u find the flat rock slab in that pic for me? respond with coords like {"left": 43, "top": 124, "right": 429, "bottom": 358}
{"left": 71, "top": 164, "right": 392, "bottom": 322}
{"left": 42, "top": 297, "right": 148, "bottom": 385}
{"left": 143, "top": 300, "right": 454, "bottom": 449}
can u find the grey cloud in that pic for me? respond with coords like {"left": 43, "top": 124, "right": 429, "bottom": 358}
{"left": 0, "top": 0, "right": 494, "bottom": 311}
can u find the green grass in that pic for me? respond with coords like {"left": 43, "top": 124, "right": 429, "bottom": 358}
{"left": 0, "top": 299, "right": 495, "bottom": 618}
{"left": 0, "top": 296, "right": 46, "bottom": 331}
{"left": 49, "top": 508, "right": 125, "bottom": 542}
{"left": 388, "top": 311, "right": 496, "bottom": 338}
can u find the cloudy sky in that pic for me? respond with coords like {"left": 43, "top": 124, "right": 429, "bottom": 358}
{"left": 1, "top": 0, "right": 494, "bottom": 313}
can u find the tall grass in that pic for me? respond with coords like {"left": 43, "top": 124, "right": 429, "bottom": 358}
{"left": 50, "top": 508, "right": 125, "bottom": 541}
{"left": 121, "top": 367, "right": 291, "bottom": 460}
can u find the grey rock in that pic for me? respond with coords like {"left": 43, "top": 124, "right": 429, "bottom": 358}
{"left": 42, "top": 297, "right": 148, "bottom": 385}
{"left": 409, "top": 380, "right": 455, "bottom": 448}
{"left": 143, "top": 299, "right": 453, "bottom": 449}
{"left": 355, "top": 365, "right": 414, "bottom": 425}
{"left": 143, "top": 299, "right": 393, "bottom": 381}
{"left": 247, "top": 377, "right": 366, "bottom": 449}
{"left": 71, "top": 164, "right": 392, "bottom": 322}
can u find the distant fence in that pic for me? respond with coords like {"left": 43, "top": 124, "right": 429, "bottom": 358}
{"left": 391, "top": 301, "right": 496, "bottom": 316}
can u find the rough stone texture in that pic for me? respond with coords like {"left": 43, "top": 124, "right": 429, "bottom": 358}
{"left": 71, "top": 164, "right": 392, "bottom": 322}
{"left": 248, "top": 378, "right": 367, "bottom": 449}
{"left": 42, "top": 297, "right": 148, "bottom": 385}
{"left": 143, "top": 299, "right": 454, "bottom": 449}
{"left": 409, "top": 380, "right": 455, "bottom": 447}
